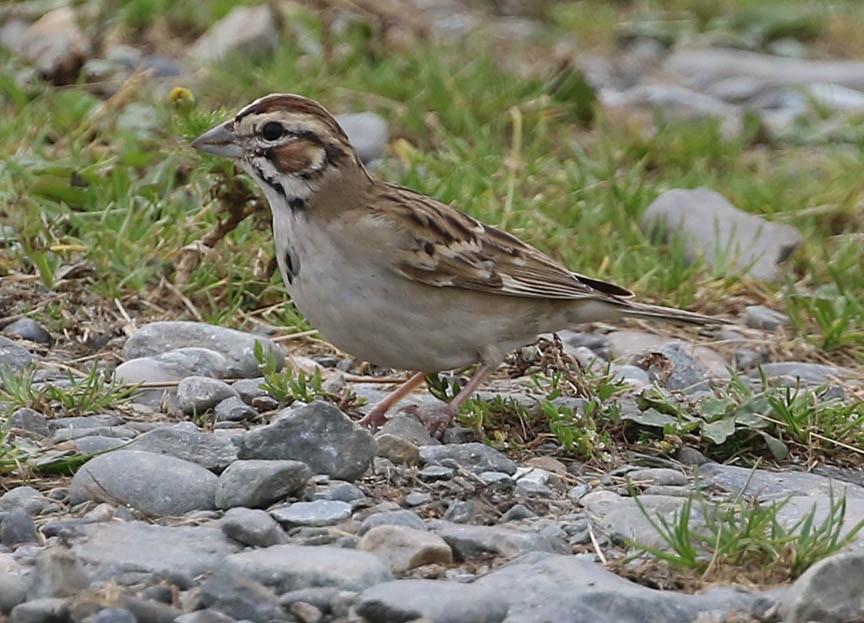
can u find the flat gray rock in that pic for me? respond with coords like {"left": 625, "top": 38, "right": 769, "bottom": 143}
{"left": 419, "top": 442, "right": 517, "bottom": 475}
{"left": 270, "top": 500, "right": 352, "bottom": 527}
{"left": 215, "top": 460, "right": 311, "bottom": 509}
{"left": 71, "top": 521, "right": 240, "bottom": 584}
{"left": 756, "top": 361, "right": 850, "bottom": 385}
{"left": 224, "top": 544, "right": 392, "bottom": 593}
{"left": 664, "top": 48, "right": 864, "bottom": 90}
{"left": 199, "top": 570, "right": 283, "bottom": 623}
{"left": 239, "top": 401, "right": 376, "bottom": 482}
{"left": 432, "top": 521, "right": 569, "bottom": 559}
{"left": 69, "top": 450, "right": 217, "bottom": 515}
{"left": 641, "top": 187, "right": 802, "bottom": 282}
{"left": 476, "top": 552, "right": 761, "bottom": 623}
{"left": 357, "top": 580, "right": 506, "bottom": 623}
{"left": 122, "top": 321, "right": 285, "bottom": 378}
{"left": 126, "top": 423, "right": 238, "bottom": 472}
{"left": 356, "top": 509, "right": 427, "bottom": 536}
{"left": 115, "top": 347, "right": 229, "bottom": 383}
{"left": 335, "top": 112, "right": 389, "bottom": 164}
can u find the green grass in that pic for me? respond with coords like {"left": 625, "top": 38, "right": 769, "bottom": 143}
{"left": 623, "top": 475, "right": 864, "bottom": 584}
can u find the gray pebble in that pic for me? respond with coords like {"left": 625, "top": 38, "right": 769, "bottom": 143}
{"left": 174, "top": 610, "right": 236, "bottom": 623}
{"left": 0, "top": 486, "right": 49, "bottom": 515}
{"left": 199, "top": 569, "right": 283, "bottom": 623}
{"left": 214, "top": 395, "right": 257, "bottom": 422}
{"left": 215, "top": 460, "right": 311, "bottom": 509}
{"left": 357, "top": 510, "right": 426, "bottom": 536}
{"left": 335, "top": 112, "right": 388, "bottom": 164}
{"left": 91, "top": 608, "right": 136, "bottom": 623}
{"left": 69, "top": 450, "right": 217, "bottom": 516}
{"left": 1, "top": 509, "right": 38, "bottom": 547}
{"left": 417, "top": 465, "right": 454, "bottom": 481}
{"left": 9, "top": 597, "right": 69, "bottom": 623}
{"left": 177, "top": 376, "right": 238, "bottom": 414}
{"left": 374, "top": 434, "right": 419, "bottom": 465}
{"left": 72, "top": 436, "right": 127, "bottom": 454}
{"left": 50, "top": 414, "right": 123, "bottom": 431}
{"left": 3, "top": 318, "right": 52, "bottom": 345}
{"left": 744, "top": 305, "right": 789, "bottom": 331}
{"left": 230, "top": 378, "right": 269, "bottom": 405}
{"left": 304, "top": 481, "right": 366, "bottom": 504}
{"left": 627, "top": 468, "right": 688, "bottom": 487}
{"left": 239, "top": 401, "right": 376, "bottom": 482}
{"left": 0, "top": 572, "right": 27, "bottom": 614}
{"left": 499, "top": 504, "right": 536, "bottom": 522}
{"left": 125, "top": 423, "right": 238, "bottom": 472}
{"left": 10, "top": 408, "right": 50, "bottom": 437}
{"left": 122, "top": 321, "right": 285, "bottom": 378}
{"left": 442, "top": 500, "right": 475, "bottom": 523}
{"left": 420, "top": 443, "right": 516, "bottom": 475}
{"left": 221, "top": 507, "right": 285, "bottom": 548}
{"left": 403, "top": 491, "right": 433, "bottom": 507}
{"left": 270, "top": 500, "right": 352, "bottom": 528}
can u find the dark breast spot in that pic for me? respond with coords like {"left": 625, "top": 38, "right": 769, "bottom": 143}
{"left": 289, "top": 197, "right": 307, "bottom": 212}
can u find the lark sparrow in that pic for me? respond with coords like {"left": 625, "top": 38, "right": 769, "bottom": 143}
{"left": 192, "top": 94, "right": 721, "bottom": 434}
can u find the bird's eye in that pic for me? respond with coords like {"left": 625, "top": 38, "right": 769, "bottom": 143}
{"left": 261, "top": 121, "right": 286, "bottom": 141}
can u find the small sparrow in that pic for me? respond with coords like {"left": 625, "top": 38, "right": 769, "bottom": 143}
{"left": 193, "top": 94, "right": 721, "bottom": 434}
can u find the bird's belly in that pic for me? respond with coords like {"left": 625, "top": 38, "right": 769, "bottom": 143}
{"left": 288, "top": 262, "right": 555, "bottom": 372}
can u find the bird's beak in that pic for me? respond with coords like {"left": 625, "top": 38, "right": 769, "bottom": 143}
{"left": 191, "top": 122, "right": 243, "bottom": 158}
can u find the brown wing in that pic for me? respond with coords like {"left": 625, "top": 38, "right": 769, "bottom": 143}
{"left": 368, "top": 183, "right": 634, "bottom": 301}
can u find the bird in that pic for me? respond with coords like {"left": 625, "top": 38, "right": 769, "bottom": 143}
{"left": 192, "top": 93, "right": 721, "bottom": 435}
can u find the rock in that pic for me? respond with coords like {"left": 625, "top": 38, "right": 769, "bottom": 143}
{"left": 417, "top": 465, "right": 454, "bottom": 481}
{"left": 19, "top": 6, "right": 89, "bottom": 80}
{"left": 610, "top": 364, "right": 651, "bottom": 388}
{"left": 475, "top": 552, "right": 761, "bottom": 623}
{"left": 780, "top": 552, "right": 864, "bottom": 622}
{"left": 651, "top": 340, "right": 711, "bottom": 391}
{"left": 442, "top": 500, "right": 475, "bottom": 523}
{"left": 500, "top": 504, "right": 536, "bottom": 522}
{"left": 122, "top": 321, "right": 284, "bottom": 378}
{"left": 199, "top": 570, "right": 283, "bottom": 623}
{"left": 0, "top": 335, "right": 33, "bottom": 372}
{"left": 125, "top": 423, "right": 238, "bottom": 472}
{"left": 0, "top": 486, "right": 49, "bottom": 515}
{"left": 72, "top": 436, "right": 127, "bottom": 454}
{"left": 744, "top": 305, "right": 789, "bottom": 331}
{"left": 627, "top": 468, "right": 688, "bottom": 487}
{"left": 50, "top": 414, "right": 123, "bottom": 431}
{"left": 239, "top": 401, "right": 376, "bottom": 481}
{"left": 174, "top": 611, "right": 235, "bottom": 623}
{"left": 224, "top": 545, "right": 393, "bottom": 593}
{"left": 375, "top": 434, "right": 420, "bottom": 465}
{"left": 69, "top": 450, "right": 217, "bottom": 516}
{"left": 115, "top": 348, "right": 229, "bottom": 383}
{"left": 27, "top": 548, "right": 90, "bottom": 598}
{"left": 600, "top": 84, "right": 740, "bottom": 128}
{"left": 663, "top": 48, "right": 864, "bottom": 90}
{"left": 419, "top": 443, "right": 517, "bottom": 475}
{"left": 91, "top": 609, "right": 136, "bottom": 623}
{"left": 189, "top": 5, "right": 279, "bottom": 65}
{"left": 334, "top": 113, "right": 389, "bottom": 164}
{"left": 221, "top": 507, "right": 285, "bottom": 547}
{"left": 432, "top": 521, "right": 569, "bottom": 558}
{"left": 270, "top": 500, "right": 352, "bottom": 528}
{"left": 0, "top": 572, "right": 27, "bottom": 614}
{"left": 9, "top": 408, "right": 50, "bottom": 437}
{"left": 357, "top": 510, "right": 427, "bottom": 536}
{"left": 3, "top": 318, "right": 52, "bottom": 345}
{"left": 377, "top": 413, "right": 439, "bottom": 446}
{"left": 305, "top": 480, "right": 366, "bottom": 504}
{"left": 215, "top": 459, "right": 311, "bottom": 509}
{"left": 808, "top": 83, "right": 864, "bottom": 113}
{"left": 1, "top": 509, "right": 38, "bottom": 547}
{"left": 231, "top": 378, "right": 270, "bottom": 404}
{"left": 641, "top": 188, "right": 802, "bottom": 282}
{"left": 357, "top": 580, "right": 506, "bottom": 623}
{"left": 358, "top": 525, "right": 453, "bottom": 572}
{"left": 278, "top": 587, "right": 339, "bottom": 612}
{"left": 404, "top": 491, "right": 433, "bottom": 507}
{"left": 71, "top": 521, "right": 239, "bottom": 583}
{"left": 9, "top": 597, "right": 70, "bottom": 623}
{"left": 177, "top": 377, "right": 238, "bottom": 414}
{"left": 756, "top": 362, "right": 850, "bottom": 385}
{"left": 214, "top": 395, "right": 258, "bottom": 422}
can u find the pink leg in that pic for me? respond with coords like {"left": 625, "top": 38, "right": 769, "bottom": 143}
{"left": 357, "top": 371, "right": 427, "bottom": 430}
{"left": 410, "top": 364, "right": 496, "bottom": 438}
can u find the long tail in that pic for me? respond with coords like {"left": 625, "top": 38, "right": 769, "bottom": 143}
{"left": 618, "top": 301, "right": 725, "bottom": 326}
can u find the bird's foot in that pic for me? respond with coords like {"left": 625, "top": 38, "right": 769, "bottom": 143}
{"left": 402, "top": 403, "right": 458, "bottom": 439}
{"left": 357, "top": 406, "right": 389, "bottom": 431}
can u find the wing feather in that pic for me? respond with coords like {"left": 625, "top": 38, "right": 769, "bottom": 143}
{"left": 368, "top": 184, "right": 633, "bottom": 301}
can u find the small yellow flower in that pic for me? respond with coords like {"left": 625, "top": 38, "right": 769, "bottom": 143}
{"left": 168, "top": 87, "right": 195, "bottom": 110}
